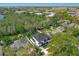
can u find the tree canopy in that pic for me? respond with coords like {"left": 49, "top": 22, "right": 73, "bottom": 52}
{"left": 47, "top": 33, "right": 79, "bottom": 56}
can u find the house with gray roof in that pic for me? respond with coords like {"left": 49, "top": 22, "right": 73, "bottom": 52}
{"left": 57, "top": 20, "right": 75, "bottom": 28}
{"left": 56, "top": 26, "right": 65, "bottom": 32}
{"left": 31, "top": 33, "right": 50, "bottom": 47}
{"left": 67, "top": 11, "right": 76, "bottom": 16}
{"left": 10, "top": 38, "right": 29, "bottom": 50}
{"left": 67, "top": 23, "right": 75, "bottom": 28}
{"left": 63, "top": 20, "right": 71, "bottom": 25}
{"left": 57, "top": 20, "right": 71, "bottom": 25}
{"left": 0, "top": 14, "right": 5, "bottom": 20}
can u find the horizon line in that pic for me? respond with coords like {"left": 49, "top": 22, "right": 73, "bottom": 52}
{"left": 0, "top": 3, "right": 79, "bottom": 7}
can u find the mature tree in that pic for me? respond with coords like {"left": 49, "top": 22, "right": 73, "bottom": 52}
{"left": 47, "top": 33, "right": 79, "bottom": 56}
{"left": 70, "top": 28, "right": 79, "bottom": 37}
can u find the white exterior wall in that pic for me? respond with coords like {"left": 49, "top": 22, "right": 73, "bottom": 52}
{"left": 31, "top": 37, "right": 40, "bottom": 46}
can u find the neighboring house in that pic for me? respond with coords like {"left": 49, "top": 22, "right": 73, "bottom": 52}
{"left": 0, "top": 46, "right": 3, "bottom": 56}
{"left": 58, "top": 20, "right": 74, "bottom": 27}
{"left": 29, "top": 12, "right": 34, "bottom": 14}
{"left": 15, "top": 11, "right": 26, "bottom": 14}
{"left": 31, "top": 33, "right": 50, "bottom": 47}
{"left": 68, "top": 23, "right": 75, "bottom": 28}
{"left": 0, "top": 14, "right": 5, "bottom": 20}
{"left": 49, "top": 23, "right": 59, "bottom": 28}
{"left": 10, "top": 38, "right": 29, "bottom": 50}
{"left": 56, "top": 26, "right": 65, "bottom": 32}
{"left": 37, "top": 30, "right": 42, "bottom": 33}
{"left": 46, "top": 12, "right": 56, "bottom": 17}
{"left": 59, "top": 20, "right": 77, "bottom": 28}
{"left": 68, "top": 7, "right": 77, "bottom": 11}
{"left": 47, "top": 32, "right": 54, "bottom": 37}
{"left": 75, "top": 24, "right": 79, "bottom": 29}
{"left": 57, "top": 20, "right": 71, "bottom": 25}
{"left": 63, "top": 20, "right": 71, "bottom": 25}
{"left": 35, "top": 12, "right": 43, "bottom": 15}
{"left": 67, "top": 11, "right": 76, "bottom": 16}
{"left": 59, "top": 20, "right": 76, "bottom": 28}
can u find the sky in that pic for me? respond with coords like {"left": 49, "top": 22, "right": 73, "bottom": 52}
{"left": 0, "top": 3, "right": 79, "bottom": 6}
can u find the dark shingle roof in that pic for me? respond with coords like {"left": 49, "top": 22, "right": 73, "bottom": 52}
{"left": 33, "top": 33, "right": 50, "bottom": 42}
